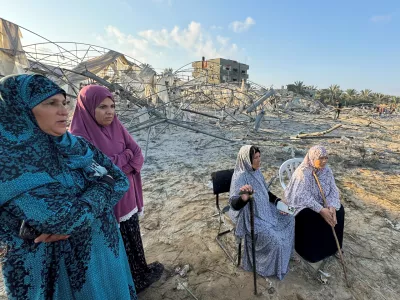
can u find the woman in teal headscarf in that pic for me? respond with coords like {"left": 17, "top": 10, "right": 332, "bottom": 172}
{"left": 0, "top": 74, "right": 137, "bottom": 299}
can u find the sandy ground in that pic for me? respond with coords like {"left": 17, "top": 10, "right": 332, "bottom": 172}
{"left": 1, "top": 109, "right": 399, "bottom": 300}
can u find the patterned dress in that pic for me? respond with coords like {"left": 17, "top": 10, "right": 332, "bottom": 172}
{"left": 284, "top": 145, "right": 345, "bottom": 263}
{"left": 0, "top": 74, "right": 137, "bottom": 299}
{"left": 229, "top": 145, "right": 295, "bottom": 280}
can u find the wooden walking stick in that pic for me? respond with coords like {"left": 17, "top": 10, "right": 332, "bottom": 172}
{"left": 248, "top": 195, "right": 258, "bottom": 295}
{"left": 312, "top": 171, "right": 351, "bottom": 288}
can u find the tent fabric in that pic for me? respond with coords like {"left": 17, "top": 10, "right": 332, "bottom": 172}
{"left": 0, "top": 18, "right": 30, "bottom": 75}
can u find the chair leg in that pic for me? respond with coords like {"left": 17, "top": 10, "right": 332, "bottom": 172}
{"left": 216, "top": 230, "right": 236, "bottom": 264}
{"left": 237, "top": 240, "right": 242, "bottom": 267}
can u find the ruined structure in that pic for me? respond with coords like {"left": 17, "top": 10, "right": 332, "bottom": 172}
{"left": 192, "top": 57, "right": 249, "bottom": 84}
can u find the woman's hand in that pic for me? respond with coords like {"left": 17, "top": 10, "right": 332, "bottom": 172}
{"left": 34, "top": 234, "right": 70, "bottom": 243}
{"left": 320, "top": 208, "right": 336, "bottom": 227}
{"left": 239, "top": 185, "right": 253, "bottom": 202}
{"left": 328, "top": 207, "right": 337, "bottom": 225}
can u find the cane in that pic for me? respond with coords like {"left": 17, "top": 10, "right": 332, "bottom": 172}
{"left": 312, "top": 171, "right": 351, "bottom": 288}
{"left": 249, "top": 195, "right": 257, "bottom": 295}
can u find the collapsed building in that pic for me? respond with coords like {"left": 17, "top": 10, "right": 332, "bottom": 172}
{"left": 0, "top": 17, "right": 332, "bottom": 145}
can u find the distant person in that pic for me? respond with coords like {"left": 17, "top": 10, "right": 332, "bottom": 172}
{"left": 334, "top": 99, "right": 342, "bottom": 119}
{"left": 70, "top": 85, "right": 164, "bottom": 293}
{"left": 229, "top": 145, "right": 295, "bottom": 280}
{"left": 0, "top": 75, "right": 137, "bottom": 299}
{"left": 284, "top": 145, "right": 345, "bottom": 263}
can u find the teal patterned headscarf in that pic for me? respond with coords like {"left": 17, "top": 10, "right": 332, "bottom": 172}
{"left": 0, "top": 74, "right": 95, "bottom": 205}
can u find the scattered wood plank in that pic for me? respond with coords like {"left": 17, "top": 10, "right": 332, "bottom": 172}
{"left": 291, "top": 124, "right": 342, "bottom": 140}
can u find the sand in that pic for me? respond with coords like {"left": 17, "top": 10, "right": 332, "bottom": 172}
{"left": 1, "top": 109, "right": 399, "bottom": 300}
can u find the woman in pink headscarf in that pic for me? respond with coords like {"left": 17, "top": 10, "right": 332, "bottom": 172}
{"left": 284, "top": 145, "right": 345, "bottom": 263}
{"left": 70, "top": 85, "right": 164, "bottom": 293}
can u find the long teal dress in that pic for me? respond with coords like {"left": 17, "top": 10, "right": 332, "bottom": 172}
{"left": 0, "top": 74, "right": 137, "bottom": 299}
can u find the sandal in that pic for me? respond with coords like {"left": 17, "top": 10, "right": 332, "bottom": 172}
{"left": 335, "top": 249, "right": 344, "bottom": 259}
{"left": 291, "top": 254, "right": 302, "bottom": 263}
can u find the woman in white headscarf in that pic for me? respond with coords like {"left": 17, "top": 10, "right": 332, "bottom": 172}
{"left": 284, "top": 145, "right": 345, "bottom": 263}
{"left": 229, "top": 145, "right": 294, "bottom": 280}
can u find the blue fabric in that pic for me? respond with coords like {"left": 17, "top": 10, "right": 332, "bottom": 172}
{"left": 0, "top": 74, "right": 137, "bottom": 299}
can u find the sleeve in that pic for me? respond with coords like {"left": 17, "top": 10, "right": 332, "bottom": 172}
{"left": 4, "top": 182, "right": 114, "bottom": 235}
{"left": 308, "top": 197, "right": 324, "bottom": 213}
{"left": 304, "top": 174, "right": 324, "bottom": 213}
{"left": 284, "top": 172, "right": 324, "bottom": 213}
{"left": 229, "top": 173, "right": 248, "bottom": 211}
{"left": 324, "top": 168, "right": 341, "bottom": 210}
{"left": 3, "top": 140, "right": 129, "bottom": 236}
{"left": 86, "top": 140, "right": 130, "bottom": 204}
{"left": 77, "top": 133, "right": 133, "bottom": 172}
{"left": 110, "top": 149, "right": 133, "bottom": 171}
{"left": 121, "top": 125, "right": 144, "bottom": 174}
{"left": 268, "top": 191, "right": 280, "bottom": 205}
{"left": 230, "top": 195, "right": 248, "bottom": 210}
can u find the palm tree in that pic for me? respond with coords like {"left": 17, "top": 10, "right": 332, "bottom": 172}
{"left": 328, "top": 84, "right": 341, "bottom": 104}
{"left": 360, "top": 89, "right": 372, "bottom": 102}
{"left": 307, "top": 85, "right": 318, "bottom": 91}
{"left": 373, "top": 93, "right": 389, "bottom": 104}
{"left": 315, "top": 88, "right": 331, "bottom": 103}
{"left": 391, "top": 96, "right": 399, "bottom": 104}
{"left": 344, "top": 89, "right": 358, "bottom": 105}
{"left": 294, "top": 81, "right": 305, "bottom": 95}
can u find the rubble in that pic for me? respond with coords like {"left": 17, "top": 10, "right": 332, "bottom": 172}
{"left": 1, "top": 17, "right": 400, "bottom": 300}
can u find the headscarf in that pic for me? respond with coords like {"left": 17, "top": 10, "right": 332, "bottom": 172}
{"left": 0, "top": 74, "right": 98, "bottom": 205}
{"left": 284, "top": 145, "right": 340, "bottom": 215}
{"left": 229, "top": 145, "right": 279, "bottom": 237}
{"left": 70, "top": 85, "right": 144, "bottom": 221}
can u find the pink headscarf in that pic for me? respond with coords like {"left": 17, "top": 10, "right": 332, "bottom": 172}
{"left": 70, "top": 85, "right": 144, "bottom": 222}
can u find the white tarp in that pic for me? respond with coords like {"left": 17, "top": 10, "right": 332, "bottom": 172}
{"left": 65, "top": 50, "right": 139, "bottom": 86}
{"left": 0, "top": 18, "right": 30, "bottom": 76}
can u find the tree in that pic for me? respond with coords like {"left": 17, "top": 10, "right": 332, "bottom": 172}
{"left": 306, "top": 85, "right": 318, "bottom": 91}
{"left": 287, "top": 81, "right": 306, "bottom": 96}
{"left": 294, "top": 81, "right": 305, "bottom": 95}
{"left": 391, "top": 96, "right": 399, "bottom": 104}
{"left": 327, "top": 84, "right": 341, "bottom": 104}
{"left": 360, "top": 89, "right": 372, "bottom": 102}
{"left": 372, "top": 93, "right": 388, "bottom": 104}
{"left": 344, "top": 89, "right": 358, "bottom": 105}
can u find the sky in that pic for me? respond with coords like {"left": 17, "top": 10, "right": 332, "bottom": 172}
{"left": 1, "top": 0, "right": 399, "bottom": 95}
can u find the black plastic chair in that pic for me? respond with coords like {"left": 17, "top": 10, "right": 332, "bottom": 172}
{"left": 212, "top": 169, "right": 258, "bottom": 295}
{"left": 211, "top": 169, "right": 243, "bottom": 266}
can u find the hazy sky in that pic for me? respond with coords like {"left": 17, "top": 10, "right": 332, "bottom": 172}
{"left": 2, "top": 0, "right": 399, "bottom": 95}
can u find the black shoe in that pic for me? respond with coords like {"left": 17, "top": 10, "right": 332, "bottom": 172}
{"left": 136, "top": 262, "right": 164, "bottom": 294}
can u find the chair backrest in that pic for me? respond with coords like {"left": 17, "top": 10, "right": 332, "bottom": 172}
{"left": 279, "top": 158, "right": 303, "bottom": 190}
{"left": 211, "top": 169, "right": 234, "bottom": 195}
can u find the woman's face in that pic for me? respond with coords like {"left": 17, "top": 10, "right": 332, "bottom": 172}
{"left": 251, "top": 152, "right": 261, "bottom": 170}
{"left": 31, "top": 93, "right": 68, "bottom": 136}
{"left": 95, "top": 97, "right": 115, "bottom": 126}
{"left": 314, "top": 156, "right": 328, "bottom": 169}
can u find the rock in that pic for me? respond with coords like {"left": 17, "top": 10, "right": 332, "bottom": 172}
{"left": 144, "top": 219, "right": 160, "bottom": 230}
{"left": 296, "top": 294, "right": 306, "bottom": 300}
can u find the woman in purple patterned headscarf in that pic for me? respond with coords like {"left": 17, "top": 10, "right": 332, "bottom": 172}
{"left": 70, "top": 85, "right": 164, "bottom": 293}
{"left": 284, "top": 145, "right": 345, "bottom": 263}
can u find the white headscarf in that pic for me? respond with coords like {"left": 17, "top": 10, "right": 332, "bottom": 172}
{"left": 284, "top": 145, "right": 340, "bottom": 215}
{"left": 229, "top": 145, "right": 280, "bottom": 237}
